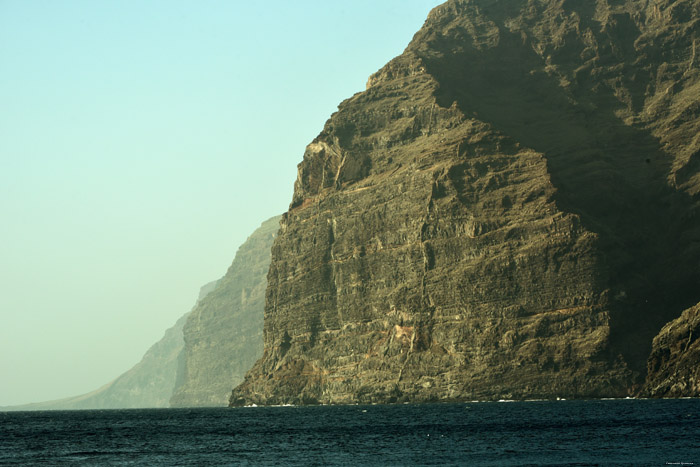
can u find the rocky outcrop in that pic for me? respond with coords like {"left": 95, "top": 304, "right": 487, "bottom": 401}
{"left": 170, "top": 216, "right": 281, "bottom": 407}
{"left": 231, "top": 0, "right": 700, "bottom": 405}
{"left": 643, "top": 302, "right": 700, "bottom": 397}
{"left": 1, "top": 281, "right": 218, "bottom": 411}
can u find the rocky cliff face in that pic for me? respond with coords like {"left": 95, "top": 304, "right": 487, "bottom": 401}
{"left": 231, "top": 0, "right": 700, "bottom": 405}
{"left": 643, "top": 301, "right": 700, "bottom": 397}
{"left": 170, "top": 216, "right": 281, "bottom": 407}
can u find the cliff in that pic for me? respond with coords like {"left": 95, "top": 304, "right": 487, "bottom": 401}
{"left": 643, "top": 301, "right": 700, "bottom": 397}
{"left": 1, "top": 281, "right": 217, "bottom": 411}
{"left": 170, "top": 215, "right": 281, "bottom": 407}
{"left": 231, "top": 0, "right": 700, "bottom": 405}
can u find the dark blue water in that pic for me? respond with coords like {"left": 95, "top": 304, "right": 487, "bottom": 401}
{"left": 1, "top": 399, "right": 698, "bottom": 466}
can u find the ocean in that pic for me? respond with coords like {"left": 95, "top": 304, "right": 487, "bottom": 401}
{"left": 1, "top": 399, "right": 698, "bottom": 466}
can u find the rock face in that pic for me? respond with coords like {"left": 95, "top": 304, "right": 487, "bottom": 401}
{"left": 231, "top": 0, "right": 700, "bottom": 405}
{"left": 643, "top": 302, "right": 700, "bottom": 397}
{"left": 1, "top": 281, "right": 218, "bottom": 411}
{"left": 170, "top": 216, "right": 281, "bottom": 407}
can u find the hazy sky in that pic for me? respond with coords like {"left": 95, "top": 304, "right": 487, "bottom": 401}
{"left": 0, "top": 1, "right": 444, "bottom": 406}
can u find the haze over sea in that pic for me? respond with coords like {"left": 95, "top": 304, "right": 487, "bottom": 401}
{"left": 1, "top": 399, "right": 698, "bottom": 466}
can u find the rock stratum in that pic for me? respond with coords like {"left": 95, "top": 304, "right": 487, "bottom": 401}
{"left": 170, "top": 216, "right": 281, "bottom": 407}
{"left": 231, "top": 0, "right": 700, "bottom": 405}
{"left": 644, "top": 301, "right": 700, "bottom": 397}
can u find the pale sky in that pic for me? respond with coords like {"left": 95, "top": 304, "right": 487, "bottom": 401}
{"left": 0, "top": 0, "right": 444, "bottom": 406}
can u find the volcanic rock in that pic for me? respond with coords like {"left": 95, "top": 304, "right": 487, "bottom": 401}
{"left": 643, "top": 301, "right": 700, "bottom": 397}
{"left": 231, "top": 0, "right": 700, "bottom": 405}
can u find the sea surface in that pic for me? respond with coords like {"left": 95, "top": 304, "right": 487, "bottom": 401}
{"left": 1, "top": 399, "right": 698, "bottom": 466}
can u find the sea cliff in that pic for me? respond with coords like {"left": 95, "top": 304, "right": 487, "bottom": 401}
{"left": 231, "top": 0, "right": 700, "bottom": 405}
{"left": 170, "top": 216, "right": 281, "bottom": 407}
{"left": 644, "top": 301, "right": 700, "bottom": 397}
